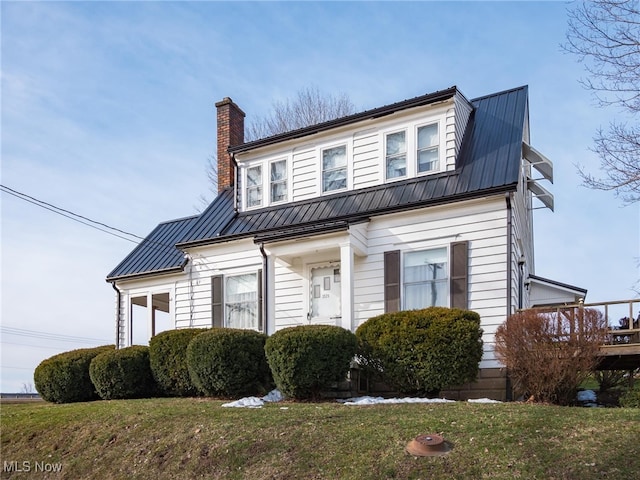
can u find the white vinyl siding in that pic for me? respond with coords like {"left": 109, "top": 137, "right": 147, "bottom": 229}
{"left": 291, "top": 147, "right": 317, "bottom": 201}
{"left": 351, "top": 197, "right": 509, "bottom": 368}
{"left": 352, "top": 130, "right": 379, "bottom": 189}
{"left": 173, "top": 240, "right": 263, "bottom": 329}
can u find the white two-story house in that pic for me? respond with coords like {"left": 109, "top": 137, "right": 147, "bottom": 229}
{"left": 107, "top": 85, "right": 586, "bottom": 400}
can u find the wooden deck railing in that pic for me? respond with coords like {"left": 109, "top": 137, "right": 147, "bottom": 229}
{"left": 521, "top": 299, "right": 640, "bottom": 369}
{"left": 522, "top": 299, "right": 640, "bottom": 344}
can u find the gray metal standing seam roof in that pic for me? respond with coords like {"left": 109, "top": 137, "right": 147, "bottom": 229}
{"left": 108, "top": 85, "right": 529, "bottom": 281}
{"left": 106, "top": 215, "right": 199, "bottom": 281}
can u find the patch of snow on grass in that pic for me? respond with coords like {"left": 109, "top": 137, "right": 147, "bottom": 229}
{"left": 468, "top": 398, "right": 502, "bottom": 404}
{"left": 221, "top": 389, "right": 284, "bottom": 408}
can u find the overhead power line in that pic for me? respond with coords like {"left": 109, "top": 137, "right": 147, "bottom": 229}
{"left": 1, "top": 326, "right": 111, "bottom": 345}
{"left": 0, "top": 184, "right": 145, "bottom": 244}
{"left": 1, "top": 183, "right": 198, "bottom": 271}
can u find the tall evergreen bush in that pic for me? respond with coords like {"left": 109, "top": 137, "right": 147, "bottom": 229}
{"left": 356, "top": 307, "right": 483, "bottom": 396}
{"left": 265, "top": 325, "right": 357, "bottom": 400}
{"left": 89, "top": 345, "right": 156, "bottom": 400}
{"left": 34, "top": 345, "right": 114, "bottom": 403}
{"left": 186, "top": 328, "right": 271, "bottom": 397}
{"left": 149, "top": 328, "right": 207, "bottom": 397}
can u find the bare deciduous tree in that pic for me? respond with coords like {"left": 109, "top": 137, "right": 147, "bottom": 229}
{"left": 246, "top": 86, "right": 355, "bottom": 141}
{"left": 564, "top": 0, "right": 640, "bottom": 203}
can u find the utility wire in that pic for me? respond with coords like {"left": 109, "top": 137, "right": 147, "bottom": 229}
{"left": 1, "top": 326, "right": 110, "bottom": 344}
{"left": 1, "top": 184, "right": 146, "bottom": 241}
{"left": 0, "top": 184, "right": 180, "bottom": 253}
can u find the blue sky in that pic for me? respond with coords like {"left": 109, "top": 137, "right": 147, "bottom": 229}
{"left": 1, "top": 1, "right": 638, "bottom": 392}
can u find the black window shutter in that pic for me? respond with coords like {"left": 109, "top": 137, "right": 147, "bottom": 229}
{"left": 211, "top": 275, "right": 224, "bottom": 328}
{"left": 384, "top": 250, "right": 400, "bottom": 313}
{"left": 450, "top": 241, "right": 469, "bottom": 309}
{"left": 257, "top": 269, "right": 263, "bottom": 332}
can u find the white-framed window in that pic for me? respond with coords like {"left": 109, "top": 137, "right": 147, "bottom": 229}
{"left": 417, "top": 123, "right": 439, "bottom": 174}
{"left": 270, "top": 159, "right": 287, "bottom": 203}
{"left": 403, "top": 247, "right": 448, "bottom": 309}
{"left": 246, "top": 165, "right": 262, "bottom": 208}
{"left": 225, "top": 273, "right": 259, "bottom": 330}
{"left": 385, "top": 130, "right": 407, "bottom": 180}
{"left": 322, "top": 145, "right": 347, "bottom": 192}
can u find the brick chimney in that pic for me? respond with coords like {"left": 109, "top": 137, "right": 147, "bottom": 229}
{"left": 215, "top": 97, "right": 245, "bottom": 193}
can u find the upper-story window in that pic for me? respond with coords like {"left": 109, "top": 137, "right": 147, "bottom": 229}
{"left": 246, "top": 165, "right": 262, "bottom": 208}
{"left": 270, "top": 159, "right": 287, "bottom": 203}
{"left": 322, "top": 145, "right": 347, "bottom": 192}
{"left": 417, "top": 123, "right": 439, "bottom": 173}
{"left": 385, "top": 131, "right": 407, "bottom": 179}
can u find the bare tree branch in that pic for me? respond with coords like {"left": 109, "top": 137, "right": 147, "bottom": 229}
{"left": 564, "top": 0, "right": 640, "bottom": 203}
{"left": 245, "top": 86, "right": 355, "bottom": 141}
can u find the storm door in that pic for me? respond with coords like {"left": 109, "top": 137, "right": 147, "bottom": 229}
{"left": 309, "top": 264, "right": 341, "bottom": 325}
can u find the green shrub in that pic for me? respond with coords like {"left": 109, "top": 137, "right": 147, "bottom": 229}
{"left": 34, "top": 345, "right": 114, "bottom": 403}
{"left": 265, "top": 325, "right": 357, "bottom": 400}
{"left": 356, "top": 307, "right": 483, "bottom": 396}
{"left": 620, "top": 381, "right": 640, "bottom": 408}
{"left": 186, "top": 329, "right": 271, "bottom": 397}
{"left": 89, "top": 345, "right": 156, "bottom": 400}
{"left": 149, "top": 328, "right": 208, "bottom": 397}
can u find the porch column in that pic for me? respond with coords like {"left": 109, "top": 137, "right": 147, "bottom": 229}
{"left": 340, "top": 242, "right": 354, "bottom": 332}
{"left": 147, "top": 292, "right": 154, "bottom": 343}
{"left": 265, "top": 251, "right": 276, "bottom": 335}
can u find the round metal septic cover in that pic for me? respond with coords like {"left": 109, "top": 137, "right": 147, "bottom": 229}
{"left": 406, "top": 434, "right": 452, "bottom": 457}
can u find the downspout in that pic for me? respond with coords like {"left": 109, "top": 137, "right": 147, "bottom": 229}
{"left": 259, "top": 243, "right": 268, "bottom": 335}
{"left": 110, "top": 282, "right": 121, "bottom": 349}
{"left": 505, "top": 193, "right": 513, "bottom": 316}
{"left": 505, "top": 193, "right": 513, "bottom": 401}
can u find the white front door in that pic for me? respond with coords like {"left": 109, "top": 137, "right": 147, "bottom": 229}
{"left": 309, "top": 265, "right": 341, "bottom": 325}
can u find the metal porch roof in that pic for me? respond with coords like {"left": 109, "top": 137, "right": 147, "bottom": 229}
{"left": 106, "top": 215, "right": 199, "bottom": 281}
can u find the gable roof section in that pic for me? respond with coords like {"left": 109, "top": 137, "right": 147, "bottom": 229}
{"left": 108, "top": 85, "right": 530, "bottom": 280}
{"left": 177, "top": 85, "right": 529, "bottom": 248}
{"left": 229, "top": 86, "right": 459, "bottom": 154}
{"left": 106, "top": 215, "right": 199, "bottom": 281}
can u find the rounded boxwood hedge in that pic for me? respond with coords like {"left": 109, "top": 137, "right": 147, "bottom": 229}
{"left": 265, "top": 325, "right": 357, "bottom": 400}
{"left": 186, "top": 328, "right": 271, "bottom": 397}
{"left": 89, "top": 345, "right": 157, "bottom": 400}
{"left": 356, "top": 307, "right": 483, "bottom": 396}
{"left": 34, "top": 345, "right": 115, "bottom": 403}
{"left": 149, "top": 328, "right": 208, "bottom": 397}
